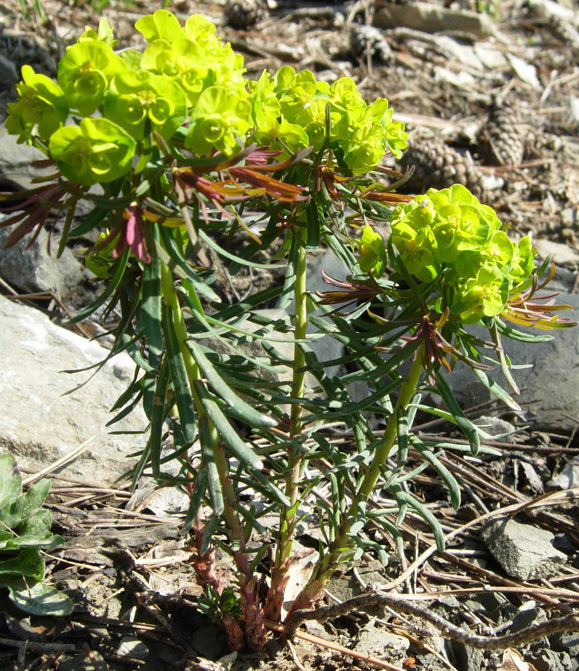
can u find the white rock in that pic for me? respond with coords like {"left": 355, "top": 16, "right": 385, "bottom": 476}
{"left": 534, "top": 239, "right": 579, "bottom": 266}
{"left": 0, "top": 296, "right": 146, "bottom": 485}
{"left": 474, "top": 44, "right": 508, "bottom": 70}
{"left": 507, "top": 54, "right": 542, "bottom": 90}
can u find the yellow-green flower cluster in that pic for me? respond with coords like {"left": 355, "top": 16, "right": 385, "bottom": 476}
{"left": 388, "top": 185, "right": 535, "bottom": 324}
{"left": 251, "top": 67, "right": 407, "bottom": 173}
{"left": 6, "top": 10, "right": 406, "bottom": 186}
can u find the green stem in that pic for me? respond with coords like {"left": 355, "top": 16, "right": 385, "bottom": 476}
{"left": 357, "top": 345, "right": 425, "bottom": 501}
{"left": 212, "top": 434, "right": 249, "bottom": 560}
{"left": 160, "top": 262, "right": 199, "bottom": 387}
{"left": 289, "top": 345, "right": 425, "bottom": 613}
{"left": 266, "top": 229, "right": 308, "bottom": 620}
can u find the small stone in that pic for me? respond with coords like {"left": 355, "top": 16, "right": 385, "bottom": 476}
{"left": 508, "top": 603, "right": 546, "bottom": 634}
{"left": 355, "top": 623, "right": 410, "bottom": 659}
{"left": 481, "top": 517, "right": 567, "bottom": 581}
{"left": 446, "top": 637, "right": 484, "bottom": 671}
{"left": 560, "top": 207, "right": 578, "bottom": 228}
{"left": 117, "top": 637, "right": 149, "bottom": 659}
{"left": 474, "top": 415, "right": 517, "bottom": 440}
{"left": 465, "top": 592, "right": 508, "bottom": 623}
{"left": 551, "top": 631, "right": 579, "bottom": 658}
{"left": 191, "top": 624, "right": 229, "bottom": 660}
{"left": 548, "top": 456, "right": 579, "bottom": 489}
{"left": 529, "top": 648, "right": 572, "bottom": 671}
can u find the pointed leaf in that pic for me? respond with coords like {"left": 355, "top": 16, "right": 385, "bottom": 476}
{"left": 436, "top": 374, "right": 480, "bottom": 456}
{"left": 187, "top": 340, "right": 277, "bottom": 429}
{"left": 163, "top": 305, "right": 196, "bottom": 444}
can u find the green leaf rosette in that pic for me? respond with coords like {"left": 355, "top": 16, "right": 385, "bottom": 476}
{"left": 49, "top": 117, "right": 136, "bottom": 186}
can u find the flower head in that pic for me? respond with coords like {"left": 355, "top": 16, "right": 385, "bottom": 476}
{"left": 104, "top": 70, "right": 187, "bottom": 140}
{"left": 49, "top": 117, "right": 136, "bottom": 186}
{"left": 57, "top": 40, "right": 127, "bottom": 116}
{"left": 6, "top": 65, "right": 68, "bottom": 144}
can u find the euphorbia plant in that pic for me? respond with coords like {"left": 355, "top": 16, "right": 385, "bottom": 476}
{"left": 2, "top": 10, "right": 576, "bottom": 652}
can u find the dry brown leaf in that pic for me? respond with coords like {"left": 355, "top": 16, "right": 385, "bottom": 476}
{"left": 498, "top": 648, "right": 538, "bottom": 671}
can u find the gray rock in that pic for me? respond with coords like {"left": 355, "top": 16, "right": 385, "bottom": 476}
{"left": 0, "top": 295, "right": 146, "bottom": 485}
{"left": 446, "top": 637, "right": 484, "bottom": 671}
{"left": 302, "top": 249, "right": 351, "bottom": 377}
{"left": 0, "top": 53, "right": 18, "bottom": 86}
{"left": 529, "top": 648, "right": 573, "bottom": 671}
{"left": 551, "top": 631, "right": 579, "bottom": 659}
{"left": 481, "top": 517, "right": 567, "bottom": 581}
{"left": 0, "top": 218, "right": 92, "bottom": 306}
{"left": 473, "top": 415, "right": 517, "bottom": 440}
{"left": 117, "top": 637, "right": 148, "bottom": 660}
{"left": 508, "top": 603, "right": 547, "bottom": 634}
{"left": 191, "top": 624, "right": 228, "bottom": 660}
{"left": 464, "top": 591, "right": 508, "bottom": 623}
{"left": 374, "top": 2, "right": 495, "bottom": 38}
{"left": 355, "top": 623, "right": 410, "bottom": 659}
{"left": 548, "top": 456, "right": 579, "bottom": 489}
{"left": 534, "top": 239, "right": 579, "bottom": 267}
{"left": 444, "top": 293, "right": 579, "bottom": 433}
{"left": 0, "top": 126, "right": 53, "bottom": 190}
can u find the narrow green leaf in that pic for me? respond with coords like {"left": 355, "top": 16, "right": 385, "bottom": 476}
{"left": 436, "top": 374, "right": 480, "bottom": 456}
{"left": 471, "top": 367, "right": 522, "bottom": 412}
{"left": 305, "top": 199, "right": 320, "bottom": 251}
{"left": 163, "top": 305, "right": 196, "bottom": 444}
{"left": 396, "top": 491, "right": 446, "bottom": 552}
{"left": 68, "top": 205, "right": 109, "bottom": 237}
{"left": 70, "top": 248, "right": 130, "bottom": 324}
{"left": 193, "top": 381, "right": 261, "bottom": 470}
{"left": 187, "top": 340, "right": 277, "bottom": 429}
{"left": 184, "top": 467, "right": 208, "bottom": 533}
{"left": 142, "top": 257, "right": 163, "bottom": 368}
{"left": 494, "top": 317, "right": 553, "bottom": 343}
{"left": 278, "top": 234, "right": 299, "bottom": 311}
{"left": 396, "top": 408, "right": 409, "bottom": 470}
{"left": 413, "top": 442, "right": 461, "bottom": 510}
{"left": 199, "top": 229, "right": 284, "bottom": 269}
{"left": 157, "top": 226, "right": 219, "bottom": 301}
{"left": 199, "top": 416, "right": 224, "bottom": 516}
{"left": 149, "top": 356, "right": 170, "bottom": 477}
